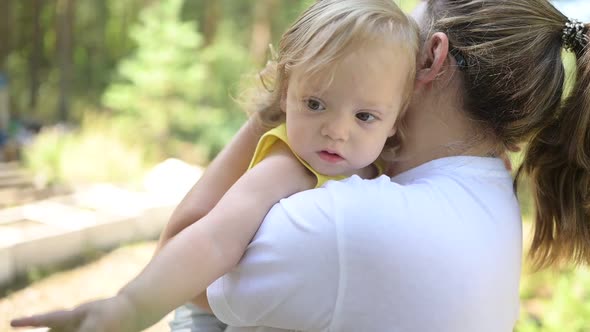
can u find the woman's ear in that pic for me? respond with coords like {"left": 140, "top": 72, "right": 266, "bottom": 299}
{"left": 415, "top": 32, "right": 450, "bottom": 89}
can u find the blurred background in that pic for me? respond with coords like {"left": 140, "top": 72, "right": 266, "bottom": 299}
{"left": 0, "top": 0, "right": 589, "bottom": 331}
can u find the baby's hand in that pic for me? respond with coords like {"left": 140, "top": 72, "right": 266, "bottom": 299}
{"left": 11, "top": 295, "right": 139, "bottom": 332}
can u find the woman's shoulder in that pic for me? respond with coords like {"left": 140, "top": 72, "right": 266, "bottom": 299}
{"left": 308, "top": 165, "right": 522, "bottom": 274}
{"left": 266, "top": 169, "right": 521, "bottom": 331}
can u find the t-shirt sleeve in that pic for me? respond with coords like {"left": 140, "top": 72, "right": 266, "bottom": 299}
{"left": 207, "top": 186, "right": 340, "bottom": 330}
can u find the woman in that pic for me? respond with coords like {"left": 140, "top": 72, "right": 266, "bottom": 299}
{"left": 11, "top": 0, "right": 590, "bottom": 331}
{"left": 164, "top": 0, "right": 590, "bottom": 331}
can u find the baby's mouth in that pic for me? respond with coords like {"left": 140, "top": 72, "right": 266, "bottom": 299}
{"left": 317, "top": 150, "right": 344, "bottom": 163}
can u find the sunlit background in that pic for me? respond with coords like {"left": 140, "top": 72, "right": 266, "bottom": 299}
{"left": 0, "top": 1, "right": 589, "bottom": 331}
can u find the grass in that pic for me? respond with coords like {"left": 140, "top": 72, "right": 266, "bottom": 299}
{"left": 0, "top": 241, "right": 171, "bottom": 332}
{"left": 518, "top": 264, "right": 590, "bottom": 332}
{"left": 516, "top": 221, "right": 590, "bottom": 332}
{"left": 0, "top": 246, "right": 108, "bottom": 298}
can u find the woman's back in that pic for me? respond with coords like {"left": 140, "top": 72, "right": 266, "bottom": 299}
{"left": 209, "top": 156, "right": 522, "bottom": 331}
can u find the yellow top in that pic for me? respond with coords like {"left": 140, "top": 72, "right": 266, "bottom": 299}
{"left": 248, "top": 123, "right": 385, "bottom": 188}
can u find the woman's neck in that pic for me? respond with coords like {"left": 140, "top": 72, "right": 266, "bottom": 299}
{"left": 389, "top": 87, "right": 499, "bottom": 176}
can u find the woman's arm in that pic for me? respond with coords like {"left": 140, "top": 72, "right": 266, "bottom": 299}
{"left": 155, "top": 117, "right": 264, "bottom": 253}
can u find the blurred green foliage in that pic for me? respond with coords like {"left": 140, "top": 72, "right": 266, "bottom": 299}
{"left": 23, "top": 113, "right": 148, "bottom": 186}
{"left": 102, "top": 0, "right": 251, "bottom": 163}
{"left": 6, "top": 0, "right": 314, "bottom": 181}
{"left": 517, "top": 265, "right": 590, "bottom": 332}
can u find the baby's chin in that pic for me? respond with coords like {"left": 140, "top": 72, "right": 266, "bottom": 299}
{"left": 304, "top": 155, "right": 370, "bottom": 178}
{"left": 311, "top": 165, "right": 358, "bottom": 178}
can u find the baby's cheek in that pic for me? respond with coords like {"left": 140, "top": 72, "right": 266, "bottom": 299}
{"left": 363, "top": 140, "right": 387, "bottom": 165}
{"left": 357, "top": 148, "right": 382, "bottom": 168}
{"left": 289, "top": 141, "right": 308, "bottom": 162}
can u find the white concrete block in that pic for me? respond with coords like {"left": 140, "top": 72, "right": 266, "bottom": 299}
{"left": 84, "top": 215, "right": 140, "bottom": 251}
{"left": 135, "top": 205, "right": 174, "bottom": 239}
{"left": 0, "top": 206, "right": 24, "bottom": 224}
{"left": 0, "top": 219, "right": 61, "bottom": 248}
{"left": 21, "top": 201, "right": 98, "bottom": 230}
{"left": 0, "top": 183, "right": 184, "bottom": 287}
{"left": 67, "top": 184, "right": 148, "bottom": 218}
{"left": 0, "top": 245, "right": 14, "bottom": 286}
{"left": 13, "top": 229, "right": 85, "bottom": 275}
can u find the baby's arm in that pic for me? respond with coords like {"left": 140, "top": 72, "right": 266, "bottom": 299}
{"left": 11, "top": 141, "right": 314, "bottom": 332}
{"left": 155, "top": 118, "right": 263, "bottom": 253}
{"left": 154, "top": 119, "right": 263, "bottom": 310}
{"left": 119, "top": 141, "right": 315, "bottom": 329}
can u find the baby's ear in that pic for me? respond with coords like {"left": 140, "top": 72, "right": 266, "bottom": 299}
{"left": 388, "top": 127, "right": 397, "bottom": 137}
{"left": 280, "top": 82, "right": 288, "bottom": 113}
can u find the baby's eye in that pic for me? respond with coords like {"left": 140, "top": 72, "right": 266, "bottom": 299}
{"left": 305, "top": 98, "right": 326, "bottom": 112}
{"left": 356, "top": 112, "right": 376, "bottom": 122}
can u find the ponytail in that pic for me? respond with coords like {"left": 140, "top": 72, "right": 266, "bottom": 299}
{"left": 519, "top": 27, "right": 590, "bottom": 269}
{"left": 425, "top": 0, "right": 590, "bottom": 269}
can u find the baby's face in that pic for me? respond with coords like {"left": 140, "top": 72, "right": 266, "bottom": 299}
{"left": 283, "top": 42, "right": 413, "bottom": 177}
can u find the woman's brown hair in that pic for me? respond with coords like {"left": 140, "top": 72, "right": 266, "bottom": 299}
{"left": 425, "top": 0, "right": 590, "bottom": 269}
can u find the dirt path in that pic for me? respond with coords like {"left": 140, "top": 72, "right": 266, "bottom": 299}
{"left": 0, "top": 241, "right": 172, "bottom": 332}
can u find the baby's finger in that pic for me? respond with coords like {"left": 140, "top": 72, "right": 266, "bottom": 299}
{"left": 11, "top": 310, "right": 78, "bottom": 329}
{"left": 77, "top": 317, "right": 102, "bottom": 332}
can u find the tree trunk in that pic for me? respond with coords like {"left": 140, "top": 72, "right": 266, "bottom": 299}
{"left": 250, "top": 0, "right": 278, "bottom": 64}
{"left": 0, "top": 0, "right": 12, "bottom": 70}
{"left": 201, "top": 1, "right": 221, "bottom": 46}
{"left": 29, "top": 0, "right": 43, "bottom": 112}
{"left": 88, "top": 0, "right": 108, "bottom": 92}
{"left": 56, "top": 0, "right": 75, "bottom": 122}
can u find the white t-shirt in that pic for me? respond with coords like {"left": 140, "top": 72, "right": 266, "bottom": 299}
{"left": 207, "top": 156, "right": 522, "bottom": 332}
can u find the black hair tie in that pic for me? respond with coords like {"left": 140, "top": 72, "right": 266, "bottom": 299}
{"left": 562, "top": 18, "right": 588, "bottom": 53}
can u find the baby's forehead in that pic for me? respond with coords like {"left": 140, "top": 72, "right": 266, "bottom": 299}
{"left": 291, "top": 43, "right": 413, "bottom": 84}
{"left": 290, "top": 68, "right": 406, "bottom": 108}
{"left": 292, "top": 23, "right": 416, "bottom": 75}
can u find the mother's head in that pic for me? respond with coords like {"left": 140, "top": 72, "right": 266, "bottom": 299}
{"left": 407, "top": 0, "right": 590, "bottom": 269}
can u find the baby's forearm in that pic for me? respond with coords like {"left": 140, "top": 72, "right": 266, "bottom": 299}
{"left": 118, "top": 220, "right": 230, "bottom": 330}
{"left": 117, "top": 145, "right": 315, "bottom": 328}
{"left": 151, "top": 120, "right": 263, "bottom": 310}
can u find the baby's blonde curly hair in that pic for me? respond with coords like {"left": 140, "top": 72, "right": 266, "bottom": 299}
{"left": 244, "top": 0, "right": 420, "bottom": 161}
